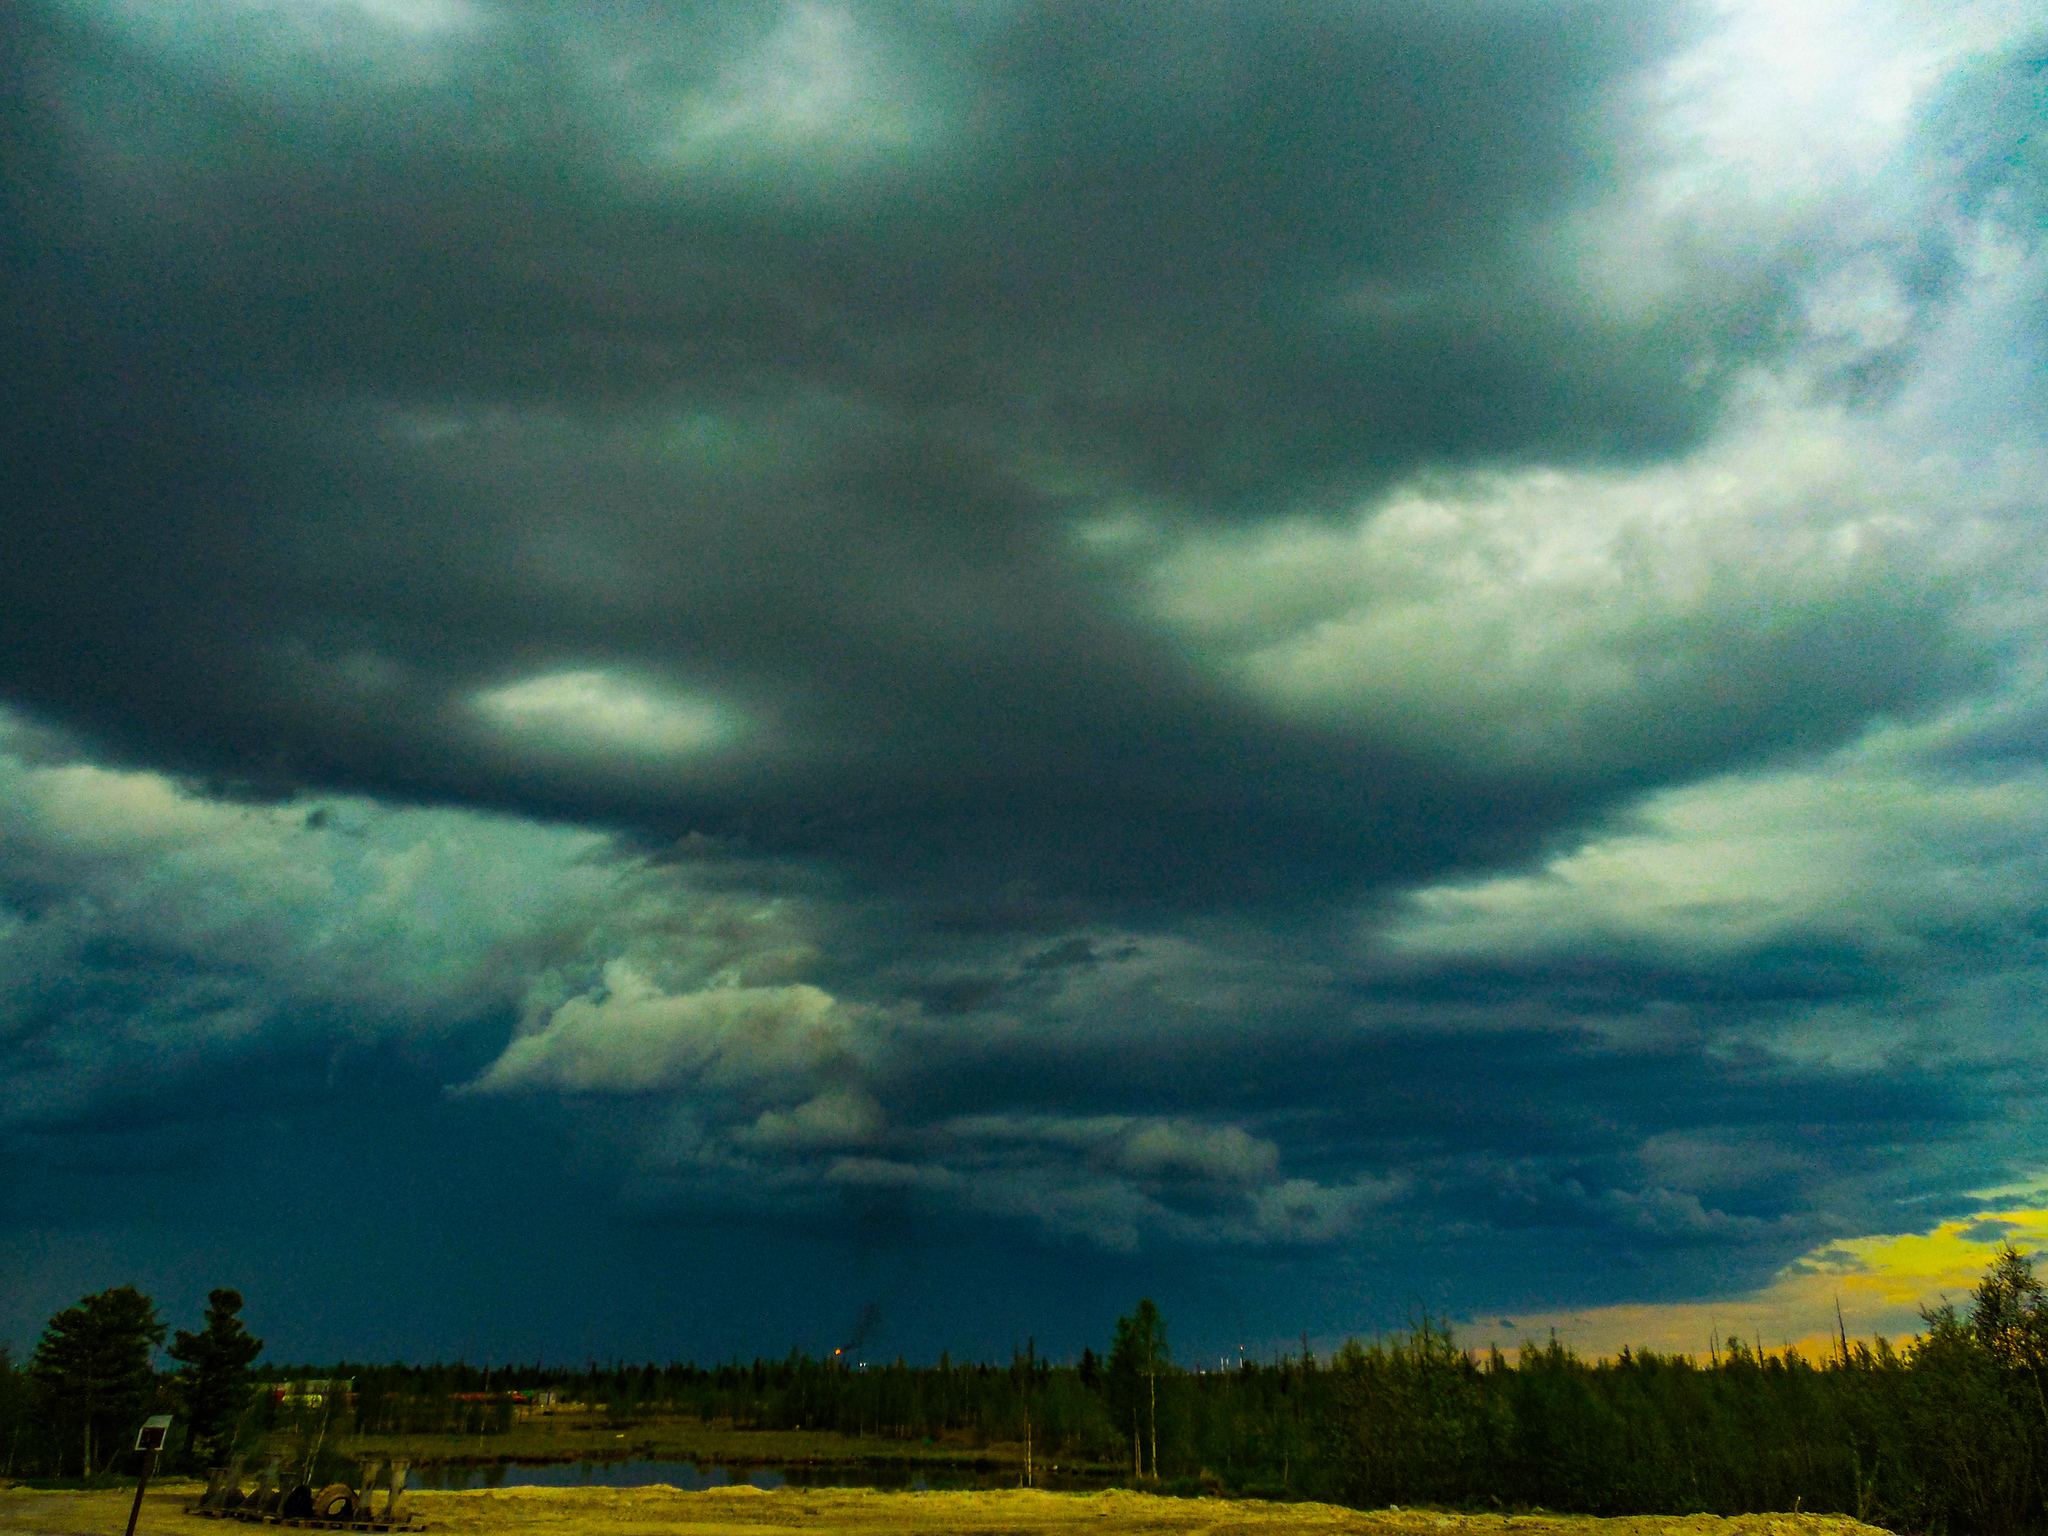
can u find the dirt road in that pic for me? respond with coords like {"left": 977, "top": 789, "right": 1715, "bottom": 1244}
{"left": 0, "top": 1483, "right": 1890, "bottom": 1536}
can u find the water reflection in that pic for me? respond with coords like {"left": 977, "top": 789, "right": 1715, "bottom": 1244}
{"left": 414, "top": 1460, "right": 1112, "bottom": 1494}
{"left": 417, "top": 1462, "right": 777, "bottom": 1492}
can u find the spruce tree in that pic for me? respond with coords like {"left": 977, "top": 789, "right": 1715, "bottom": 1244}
{"left": 169, "top": 1289, "right": 265, "bottom": 1465}
{"left": 29, "top": 1285, "right": 166, "bottom": 1477}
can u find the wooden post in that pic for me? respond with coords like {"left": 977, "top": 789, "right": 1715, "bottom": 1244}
{"left": 358, "top": 1459, "right": 384, "bottom": 1519}
{"left": 126, "top": 1418, "right": 172, "bottom": 1536}
{"left": 217, "top": 1451, "right": 251, "bottom": 1511}
{"left": 256, "top": 1456, "right": 280, "bottom": 1510}
{"left": 124, "top": 1449, "right": 159, "bottom": 1536}
{"left": 384, "top": 1460, "right": 410, "bottom": 1523}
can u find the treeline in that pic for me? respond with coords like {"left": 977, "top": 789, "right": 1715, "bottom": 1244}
{"left": 15, "top": 1253, "right": 2048, "bottom": 1535}
{"left": 324, "top": 1350, "right": 1067, "bottom": 1442}
{"left": 1, "top": 1285, "right": 259, "bottom": 1484}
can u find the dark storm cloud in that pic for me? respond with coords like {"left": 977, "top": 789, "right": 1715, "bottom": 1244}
{"left": 9, "top": 0, "right": 1712, "bottom": 432}
{"left": 5, "top": 0, "right": 2048, "bottom": 1357}
{"left": 1, "top": 0, "right": 1962, "bottom": 911}
{"left": 5, "top": 693, "right": 2048, "bottom": 1337}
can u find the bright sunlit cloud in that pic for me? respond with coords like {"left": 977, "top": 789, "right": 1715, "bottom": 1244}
{"left": 475, "top": 669, "right": 737, "bottom": 762}
{"left": 640, "top": 0, "right": 936, "bottom": 173}
{"left": 1139, "top": 387, "right": 2012, "bottom": 775}
{"left": 1381, "top": 750, "right": 2048, "bottom": 967}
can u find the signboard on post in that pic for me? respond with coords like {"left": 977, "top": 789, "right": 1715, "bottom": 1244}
{"left": 127, "top": 1415, "right": 173, "bottom": 1536}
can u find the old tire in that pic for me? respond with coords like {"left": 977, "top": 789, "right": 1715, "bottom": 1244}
{"left": 315, "top": 1485, "right": 355, "bottom": 1520}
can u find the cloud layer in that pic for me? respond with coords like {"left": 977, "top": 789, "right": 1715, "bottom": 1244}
{"left": 3, "top": 0, "right": 2047, "bottom": 1356}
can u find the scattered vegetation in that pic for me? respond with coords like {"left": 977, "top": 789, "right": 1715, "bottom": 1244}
{"left": 10, "top": 1251, "right": 2048, "bottom": 1534}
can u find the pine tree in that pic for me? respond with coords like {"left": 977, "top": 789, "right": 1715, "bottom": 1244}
{"left": 1971, "top": 1245, "right": 2048, "bottom": 1371}
{"left": 1108, "top": 1299, "right": 1168, "bottom": 1478}
{"left": 169, "top": 1289, "right": 265, "bottom": 1465}
{"left": 29, "top": 1286, "right": 167, "bottom": 1477}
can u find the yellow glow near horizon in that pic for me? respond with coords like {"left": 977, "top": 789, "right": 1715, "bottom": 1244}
{"left": 1479, "top": 1203, "right": 2048, "bottom": 1362}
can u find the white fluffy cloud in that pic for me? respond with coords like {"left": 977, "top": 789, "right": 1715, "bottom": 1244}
{"left": 0, "top": 711, "right": 639, "bottom": 1125}
{"left": 460, "top": 965, "right": 1403, "bottom": 1248}
{"left": 1380, "top": 709, "right": 2048, "bottom": 982}
{"left": 1135, "top": 382, "right": 2030, "bottom": 776}
{"left": 466, "top": 962, "right": 859, "bottom": 1096}
{"left": 475, "top": 670, "right": 738, "bottom": 763}
{"left": 0, "top": 715, "right": 609, "bottom": 988}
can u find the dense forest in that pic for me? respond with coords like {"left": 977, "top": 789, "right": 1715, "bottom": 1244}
{"left": 11, "top": 1252, "right": 2048, "bottom": 1534}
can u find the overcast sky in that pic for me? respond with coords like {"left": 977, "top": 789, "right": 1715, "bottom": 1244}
{"left": 3, "top": 0, "right": 2046, "bottom": 1367}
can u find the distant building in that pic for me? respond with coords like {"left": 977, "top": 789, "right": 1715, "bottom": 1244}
{"left": 274, "top": 1379, "right": 353, "bottom": 1408}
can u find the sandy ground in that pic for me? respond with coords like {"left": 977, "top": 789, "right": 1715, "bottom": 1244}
{"left": 0, "top": 1484, "right": 1890, "bottom": 1536}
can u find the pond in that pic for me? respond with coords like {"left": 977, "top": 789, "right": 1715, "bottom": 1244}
{"left": 411, "top": 1460, "right": 1116, "bottom": 1494}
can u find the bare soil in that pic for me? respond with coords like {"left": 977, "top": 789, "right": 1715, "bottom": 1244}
{"left": 0, "top": 1483, "right": 1891, "bottom": 1536}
